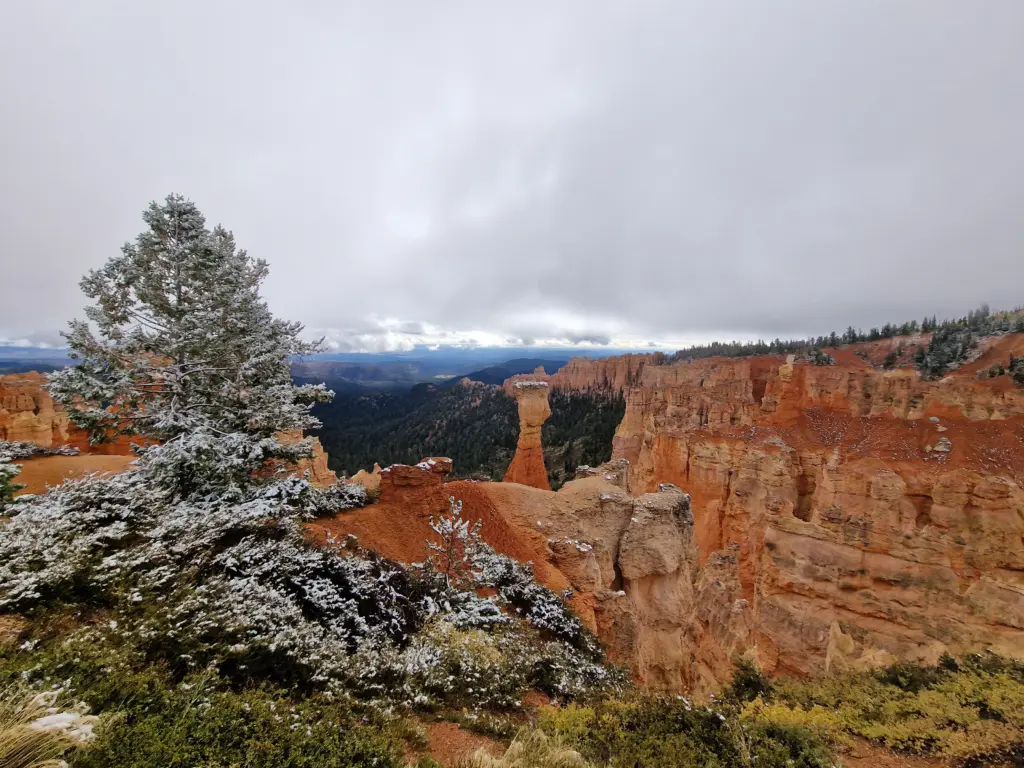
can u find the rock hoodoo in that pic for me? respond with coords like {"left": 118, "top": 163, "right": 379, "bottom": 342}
{"left": 503, "top": 378, "right": 552, "bottom": 490}
{"left": 277, "top": 429, "right": 337, "bottom": 487}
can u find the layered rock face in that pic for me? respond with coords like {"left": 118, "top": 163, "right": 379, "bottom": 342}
{"left": 503, "top": 379, "right": 552, "bottom": 490}
{"left": 0, "top": 373, "right": 70, "bottom": 446}
{"left": 379, "top": 457, "right": 454, "bottom": 513}
{"left": 318, "top": 454, "right": 745, "bottom": 692}
{"left": 488, "top": 468, "right": 749, "bottom": 691}
{"left": 550, "top": 338, "right": 1024, "bottom": 677}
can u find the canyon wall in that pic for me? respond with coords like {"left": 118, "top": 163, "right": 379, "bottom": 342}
{"left": 540, "top": 336, "right": 1024, "bottom": 677}
{"left": 0, "top": 373, "right": 70, "bottom": 446}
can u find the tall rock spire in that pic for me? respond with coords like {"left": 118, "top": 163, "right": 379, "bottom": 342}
{"left": 503, "top": 379, "right": 551, "bottom": 489}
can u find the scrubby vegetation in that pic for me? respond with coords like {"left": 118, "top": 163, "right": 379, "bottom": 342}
{"left": 542, "top": 390, "right": 625, "bottom": 490}
{"left": 458, "top": 654, "right": 1024, "bottom": 768}
{"left": 745, "top": 653, "right": 1024, "bottom": 767}
{"left": 657, "top": 304, "right": 1024, "bottom": 379}
{"left": 984, "top": 354, "right": 1024, "bottom": 386}
{"left": 536, "top": 692, "right": 833, "bottom": 768}
{"left": 0, "top": 625, "right": 407, "bottom": 768}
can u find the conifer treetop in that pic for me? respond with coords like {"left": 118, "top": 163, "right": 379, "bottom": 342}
{"left": 47, "top": 194, "right": 331, "bottom": 497}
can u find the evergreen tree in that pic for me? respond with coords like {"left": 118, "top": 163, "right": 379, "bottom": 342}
{"left": 0, "top": 456, "right": 23, "bottom": 509}
{"left": 427, "top": 496, "right": 484, "bottom": 590}
{"left": 47, "top": 194, "right": 331, "bottom": 499}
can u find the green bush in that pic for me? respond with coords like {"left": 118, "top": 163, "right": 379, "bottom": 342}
{"left": 0, "top": 620, "right": 405, "bottom": 768}
{"left": 759, "top": 653, "right": 1024, "bottom": 766}
{"left": 539, "top": 695, "right": 833, "bottom": 768}
{"left": 722, "top": 658, "right": 773, "bottom": 705}
{"left": 75, "top": 686, "right": 402, "bottom": 768}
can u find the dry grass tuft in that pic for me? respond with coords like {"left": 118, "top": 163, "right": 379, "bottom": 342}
{"left": 0, "top": 685, "right": 95, "bottom": 768}
{"left": 460, "top": 729, "right": 592, "bottom": 768}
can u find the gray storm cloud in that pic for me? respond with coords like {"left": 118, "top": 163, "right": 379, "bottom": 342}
{"left": 1, "top": 1, "right": 1022, "bottom": 351}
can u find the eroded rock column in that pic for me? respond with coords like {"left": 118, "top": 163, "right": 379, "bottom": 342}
{"left": 504, "top": 380, "right": 551, "bottom": 490}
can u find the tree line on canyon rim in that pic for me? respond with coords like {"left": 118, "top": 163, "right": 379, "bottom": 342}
{"left": 656, "top": 303, "right": 1024, "bottom": 380}
{"left": 2, "top": 194, "right": 1023, "bottom": 768}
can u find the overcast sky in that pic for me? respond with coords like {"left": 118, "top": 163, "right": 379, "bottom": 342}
{"left": 2, "top": 1, "right": 1022, "bottom": 352}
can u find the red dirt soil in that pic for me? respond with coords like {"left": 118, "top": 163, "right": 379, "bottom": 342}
{"left": 840, "top": 739, "right": 946, "bottom": 768}
{"left": 14, "top": 454, "right": 135, "bottom": 495}
{"left": 956, "top": 332, "right": 1024, "bottom": 377}
{"left": 423, "top": 721, "right": 503, "bottom": 766}
{"left": 308, "top": 479, "right": 571, "bottom": 595}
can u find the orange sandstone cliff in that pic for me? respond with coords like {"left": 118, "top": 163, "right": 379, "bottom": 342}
{"left": 541, "top": 335, "right": 1024, "bottom": 679}
{"left": 313, "top": 335, "right": 1024, "bottom": 693}
{"left": 0, "top": 373, "right": 71, "bottom": 446}
{"left": 503, "top": 378, "right": 552, "bottom": 490}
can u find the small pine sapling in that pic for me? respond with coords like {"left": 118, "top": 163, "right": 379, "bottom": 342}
{"left": 427, "top": 496, "right": 483, "bottom": 589}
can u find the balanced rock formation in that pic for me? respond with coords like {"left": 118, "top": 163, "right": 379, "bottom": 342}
{"left": 544, "top": 334, "right": 1024, "bottom": 677}
{"left": 503, "top": 378, "right": 551, "bottom": 490}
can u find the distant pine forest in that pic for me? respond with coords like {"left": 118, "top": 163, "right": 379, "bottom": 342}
{"left": 312, "top": 382, "right": 625, "bottom": 488}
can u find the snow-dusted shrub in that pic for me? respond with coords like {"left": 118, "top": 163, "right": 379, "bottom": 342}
{"left": 379, "top": 620, "right": 536, "bottom": 709}
{"left": 314, "top": 481, "right": 369, "bottom": 516}
{"left": 0, "top": 469, "right": 616, "bottom": 704}
{"left": 427, "top": 497, "right": 484, "bottom": 589}
{"left": 0, "top": 441, "right": 80, "bottom": 460}
{"left": 472, "top": 546, "right": 601, "bottom": 657}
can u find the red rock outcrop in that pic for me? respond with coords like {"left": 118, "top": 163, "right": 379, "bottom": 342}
{"left": 276, "top": 429, "right": 337, "bottom": 487}
{"left": 0, "top": 373, "right": 70, "bottom": 446}
{"left": 558, "top": 335, "right": 1024, "bottom": 678}
{"left": 314, "top": 455, "right": 746, "bottom": 693}
{"left": 503, "top": 379, "right": 552, "bottom": 490}
{"left": 378, "top": 457, "right": 454, "bottom": 514}
{"left": 348, "top": 463, "right": 382, "bottom": 493}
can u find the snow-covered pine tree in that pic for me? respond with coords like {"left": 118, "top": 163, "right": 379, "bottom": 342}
{"left": 47, "top": 194, "right": 331, "bottom": 498}
{"left": 427, "top": 496, "right": 484, "bottom": 589}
